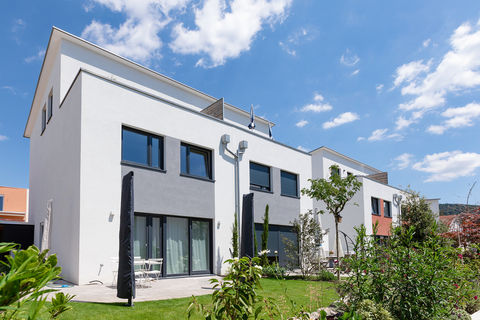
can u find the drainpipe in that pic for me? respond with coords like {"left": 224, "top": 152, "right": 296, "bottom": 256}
{"left": 221, "top": 134, "right": 248, "bottom": 249}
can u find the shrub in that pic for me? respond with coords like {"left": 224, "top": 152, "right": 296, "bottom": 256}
{"left": 446, "top": 309, "right": 472, "bottom": 320}
{"left": 262, "top": 264, "right": 286, "bottom": 279}
{"left": 356, "top": 300, "right": 393, "bottom": 320}
{"left": 316, "top": 269, "right": 336, "bottom": 281}
{"left": 188, "top": 257, "right": 275, "bottom": 319}
{"left": 0, "top": 242, "right": 73, "bottom": 319}
{"left": 340, "top": 225, "right": 476, "bottom": 320}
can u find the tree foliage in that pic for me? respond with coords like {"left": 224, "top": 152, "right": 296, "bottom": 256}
{"left": 401, "top": 188, "right": 438, "bottom": 242}
{"left": 443, "top": 208, "right": 480, "bottom": 246}
{"left": 302, "top": 165, "right": 362, "bottom": 279}
{"left": 231, "top": 213, "right": 239, "bottom": 258}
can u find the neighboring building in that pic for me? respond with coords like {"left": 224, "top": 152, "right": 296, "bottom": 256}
{"left": 426, "top": 198, "right": 440, "bottom": 217}
{"left": 25, "top": 27, "right": 416, "bottom": 285}
{"left": 439, "top": 215, "right": 460, "bottom": 233}
{"left": 0, "top": 186, "right": 29, "bottom": 222}
{"left": 311, "top": 147, "right": 404, "bottom": 256}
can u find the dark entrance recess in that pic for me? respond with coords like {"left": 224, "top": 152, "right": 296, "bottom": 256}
{"left": 0, "top": 222, "right": 34, "bottom": 249}
{"left": 254, "top": 224, "right": 298, "bottom": 267}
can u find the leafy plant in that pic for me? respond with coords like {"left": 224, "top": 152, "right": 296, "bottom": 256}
{"left": 48, "top": 292, "right": 75, "bottom": 319}
{"left": 284, "top": 212, "right": 324, "bottom": 278}
{"left": 401, "top": 188, "right": 438, "bottom": 242}
{"left": 316, "top": 269, "right": 336, "bottom": 282}
{"left": 302, "top": 165, "right": 362, "bottom": 280}
{"left": 187, "top": 257, "right": 268, "bottom": 319}
{"left": 262, "top": 264, "right": 286, "bottom": 279}
{"left": 340, "top": 225, "right": 476, "bottom": 320}
{"left": 355, "top": 300, "right": 393, "bottom": 320}
{"left": 0, "top": 242, "right": 73, "bottom": 320}
{"left": 261, "top": 205, "right": 269, "bottom": 266}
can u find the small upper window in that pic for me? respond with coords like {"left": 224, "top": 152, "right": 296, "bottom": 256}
{"left": 47, "top": 91, "right": 53, "bottom": 121}
{"left": 41, "top": 105, "right": 46, "bottom": 133}
{"left": 347, "top": 172, "right": 353, "bottom": 177}
{"left": 0, "top": 195, "right": 4, "bottom": 211}
{"left": 281, "top": 170, "right": 298, "bottom": 197}
{"left": 330, "top": 166, "right": 341, "bottom": 178}
{"left": 384, "top": 200, "right": 391, "bottom": 218}
{"left": 250, "top": 162, "right": 271, "bottom": 191}
{"left": 181, "top": 143, "right": 212, "bottom": 179}
{"left": 371, "top": 197, "right": 380, "bottom": 215}
{"left": 122, "top": 127, "right": 164, "bottom": 169}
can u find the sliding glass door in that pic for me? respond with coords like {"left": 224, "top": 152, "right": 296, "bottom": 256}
{"left": 134, "top": 214, "right": 212, "bottom": 277}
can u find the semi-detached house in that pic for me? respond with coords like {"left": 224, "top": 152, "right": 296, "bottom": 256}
{"left": 25, "top": 27, "right": 406, "bottom": 285}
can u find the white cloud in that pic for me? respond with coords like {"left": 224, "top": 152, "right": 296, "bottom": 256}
{"left": 295, "top": 120, "right": 308, "bottom": 128}
{"left": 412, "top": 151, "right": 480, "bottom": 182}
{"left": 394, "top": 153, "right": 414, "bottom": 170}
{"left": 0, "top": 135, "right": 8, "bottom": 141}
{"left": 1, "top": 86, "right": 17, "bottom": 95}
{"left": 279, "top": 26, "right": 316, "bottom": 56}
{"left": 24, "top": 49, "right": 45, "bottom": 63}
{"left": 323, "top": 112, "right": 359, "bottom": 129}
{"left": 12, "top": 18, "right": 26, "bottom": 33}
{"left": 351, "top": 69, "right": 360, "bottom": 76}
{"left": 300, "top": 92, "right": 332, "bottom": 113}
{"left": 393, "top": 59, "right": 431, "bottom": 88}
{"left": 376, "top": 84, "right": 384, "bottom": 92}
{"left": 422, "top": 38, "right": 431, "bottom": 48}
{"left": 297, "top": 145, "right": 308, "bottom": 152}
{"left": 394, "top": 19, "right": 480, "bottom": 123}
{"left": 365, "top": 128, "right": 403, "bottom": 141}
{"left": 395, "top": 116, "right": 415, "bottom": 130}
{"left": 340, "top": 49, "right": 359, "bottom": 67}
{"left": 357, "top": 137, "right": 365, "bottom": 141}
{"left": 82, "top": 0, "right": 189, "bottom": 63}
{"left": 170, "top": 0, "right": 292, "bottom": 67}
{"left": 427, "top": 102, "right": 480, "bottom": 134}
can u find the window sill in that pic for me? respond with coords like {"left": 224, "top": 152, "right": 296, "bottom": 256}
{"left": 250, "top": 187, "right": 273, "bottom": 194}
{"left": 281, "top": 193, "right": 300, "bottom": 199}
{"left": 121, "top": 161, "right": 166, "bottom": 173}
{"left": 383, "top": 216, "right": 392, "bottom": 219}
{"left": 180, "top": 173, "right": 215, "bottom": 183}
{"left": 371, "top": 213, "right": 381, "bottom": 216}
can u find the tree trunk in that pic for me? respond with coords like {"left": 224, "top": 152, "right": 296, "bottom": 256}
{"left": 335, "top": 218, "right": 340, "bottom": 280}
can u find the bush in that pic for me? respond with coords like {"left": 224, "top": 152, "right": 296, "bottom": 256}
{"left": 446, "top": 309, "right": 472, "bottom": 320}
{"left": 340, "top": 225, "right": 476, "bottom": 320}
{"left": 356, "top": 300, "right": 393, "bottom": 320}
{"left": 262, "top": 264, "right": 286, "bottom": 279}
{"left": 316, "top": 269, "right": 336, "bottom": 281}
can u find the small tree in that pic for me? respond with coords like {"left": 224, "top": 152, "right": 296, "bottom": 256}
{"left": 284, "top": 211, "right": 324, "bottom": 278}
{"left": 231, "top": 213, "right": 239, "bottom": 258}
{"left": 302, "top": 165, "right": 362, "bottom": 280}
{"left": 261, "top": 204, "right": 269, "bottom": 266}
{"left": 401, "top": 188, "right": 437, "bottom": 242}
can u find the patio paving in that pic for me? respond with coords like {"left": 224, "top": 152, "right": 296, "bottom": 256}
{"left": 49, "top": 275, "right": 222, "bottom": 303}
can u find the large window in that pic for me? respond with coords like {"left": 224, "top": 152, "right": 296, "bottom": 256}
{"left": 0, "top": 195, "right": 3, "bottom": 211}
{"left": 47, "top": 91, "right": 53, "bottom": 122}
{"left": 371, "top": 197, "right": 380, "bottom": 215}
{"left": 41, "top": 105, "right": 46, "bottom": 133}
{"left": 281, "top": 170, "right": 298, "bottom": 197}
{"left": 384, "top": 200, "right": 391, "bottom": 218}
{"left": 250, "top": 162, "right": 271, "bottom": 191}
{"left": 180, "top": 143, "right": 212, "bottom": 179}
{"left": 122, "top": 127, "right": 164, "bottom": 170}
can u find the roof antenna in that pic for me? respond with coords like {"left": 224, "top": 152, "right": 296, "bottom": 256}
{"left": 248, "top": 105, "right": 256, "bottom": 130}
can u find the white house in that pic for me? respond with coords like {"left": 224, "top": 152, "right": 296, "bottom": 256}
{"left": 25, "top": 27, "right": 413, "bottom": 285}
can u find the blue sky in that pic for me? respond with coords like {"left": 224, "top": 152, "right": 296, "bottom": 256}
{"left": 1, "top": 0, "right": 480, "bottom": 204}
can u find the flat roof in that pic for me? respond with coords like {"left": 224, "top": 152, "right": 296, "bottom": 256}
{"left": 310, "top": 146, "right": 382, "bottom": 174}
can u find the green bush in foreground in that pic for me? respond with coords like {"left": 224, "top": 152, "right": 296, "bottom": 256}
{"left": 340, "top": 225, "right": 477, "bottom": 320}
{"left": 0, "top": 242, "right": 73, "bottom": 319}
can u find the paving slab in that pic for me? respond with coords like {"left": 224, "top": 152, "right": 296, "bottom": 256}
{"left": 48, "top": 276, "right": 221, "bottom": 303}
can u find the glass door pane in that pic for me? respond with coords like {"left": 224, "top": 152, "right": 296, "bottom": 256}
{"left": 150, "top": 217, "right": 162, "bottom": 271}
{"left": 191, "top": 220, "right": 210, "bottom": 272}
{"left": 166, "top": 217, "right": 189, "bottom": 275}
{"left": 134, "top": 215, "right": 147, "bottom": 259}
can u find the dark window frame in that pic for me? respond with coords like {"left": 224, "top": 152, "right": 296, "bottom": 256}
{"left": 121, "top": 126, "right": 165, "bottom": 170}
{"left": 280, "top": 170, "right": 299, "bottom": 198}
{"left": 41, "top": 105, "right": 46, "bottom": 134}
{"left": 0, "top": 195, "right": 4, "bottom": 211}
{"left": 180, "top": 143, "right": 213, "bottom": 180}
{"left": 134, "top": 212, "right": 213, "bottom": 277}
{"left": 371, "top": 197, "right": 380, "bottom": 216}
{"left": 47, "top": 90, "right": 53, "bottom": 123}
{"left": 249, "top": 162, "right": 271, "bottom": 192}
{"left": 330, "top": 167, "right": 341, "bottom": 178}
{"left": 384, "top": 200, "right": 392, "bottom": 218}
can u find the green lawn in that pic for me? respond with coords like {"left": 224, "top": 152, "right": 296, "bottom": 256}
{"left": 59, "top": 278, "right": 338, "bottom": 320}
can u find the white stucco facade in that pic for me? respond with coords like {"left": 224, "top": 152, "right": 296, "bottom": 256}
{"left": 26, "top": 28, "right": 417, "bottom": 285}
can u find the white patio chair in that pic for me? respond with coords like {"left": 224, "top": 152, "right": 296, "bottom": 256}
{"left": 110, "top": 257, "right": 119, "bottom": 286}
{"left": 144, "top": 258, "right": 163, "bottom": 281}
